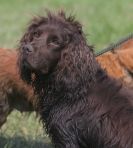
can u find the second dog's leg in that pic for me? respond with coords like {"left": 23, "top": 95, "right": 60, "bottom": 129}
{"left": 0, "top": 93, "right": 11, "bottom": 127}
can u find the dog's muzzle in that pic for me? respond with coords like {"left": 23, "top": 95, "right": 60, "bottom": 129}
{"left": 22, "top": 44, "right": 34, "bottom": 55}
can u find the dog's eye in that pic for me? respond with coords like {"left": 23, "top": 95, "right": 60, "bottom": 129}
{"left": 48, "top": 35, "right": 59, "bottom": 45}
{"left": 33, "top": 31, "right": 41, "bottom": 38}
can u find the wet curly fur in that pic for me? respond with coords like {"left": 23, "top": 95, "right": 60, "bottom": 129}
{"left": 0, "top": 48, "right": 34, "bottom": 127}
{"left": 18, "top": 11, "right": 133, "bottom": 148}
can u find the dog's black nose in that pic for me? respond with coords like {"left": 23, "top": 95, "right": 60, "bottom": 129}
{"left": 22, "top": 45, "right": 33, "bottom": 54}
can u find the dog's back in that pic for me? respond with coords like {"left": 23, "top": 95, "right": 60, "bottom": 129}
{"left": 87, "top": 73, "right": 133, "bottom": 147}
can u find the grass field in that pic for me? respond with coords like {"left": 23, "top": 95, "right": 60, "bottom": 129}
{"left": 0, "top": 0, "right": 132, "bottom": 147}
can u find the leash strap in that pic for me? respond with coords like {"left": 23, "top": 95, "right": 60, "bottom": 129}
{"left": 95, "top": 33, "right": 133, "bottom": 57}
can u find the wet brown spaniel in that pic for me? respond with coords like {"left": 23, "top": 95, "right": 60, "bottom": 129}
{"left": 18, "top": 11, "right": 133, "bottom": 148}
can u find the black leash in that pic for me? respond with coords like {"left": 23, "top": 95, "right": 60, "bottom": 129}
{"left": 95, "top": 33, "right": 133, "bottom": 57}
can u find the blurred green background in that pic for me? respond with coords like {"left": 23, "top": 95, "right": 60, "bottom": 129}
{"left": 0, "top": 0, "right": 132, "bottom": 147}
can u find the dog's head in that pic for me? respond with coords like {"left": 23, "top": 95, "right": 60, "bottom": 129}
{"left": 18, "top": 10, "right": 84, "bottom": 84}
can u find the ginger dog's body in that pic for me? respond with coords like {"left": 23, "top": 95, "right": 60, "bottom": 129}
{"left": 97, "top": 39, "right": 133, "bottom": 88}
{"left": 0, "top": 48, "right": 34, "bottom": 127}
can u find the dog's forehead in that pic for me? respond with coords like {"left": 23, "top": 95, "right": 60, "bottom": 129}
{"left": 37, "top": 24, "right": 65, "bottom": 36}
{"left": 37, "top": 19, "right": 69, "bottom": 30}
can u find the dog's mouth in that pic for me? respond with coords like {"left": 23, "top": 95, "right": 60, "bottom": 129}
{"left": 23, "top": 60, "right": 33, "bottom": 70}
{"left": 23, "top": 59, "right": 49, "bottom": 77}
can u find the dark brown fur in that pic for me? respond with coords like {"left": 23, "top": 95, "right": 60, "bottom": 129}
{"left": 18, "top": 11, "right": 133, "bottom": 148}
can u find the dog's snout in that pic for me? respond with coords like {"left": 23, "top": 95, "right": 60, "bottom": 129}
{"left": 22, "top": 45, "right": 34, "bottom": 54}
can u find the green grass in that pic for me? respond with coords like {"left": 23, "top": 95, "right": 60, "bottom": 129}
{"left": 0, "top": 0, "right": 132, "bottom": 147}
{"left": 0, "top": 111, "right": 52, "bottom": 148}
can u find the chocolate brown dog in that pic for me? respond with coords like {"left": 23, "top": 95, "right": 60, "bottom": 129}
{"left": 18, "top": 11, "right": 133, "bottom": 148}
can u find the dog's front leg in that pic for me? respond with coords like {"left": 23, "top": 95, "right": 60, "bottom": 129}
{"left": 53, "top": 140, "right": 79, "bottom": 148}
{"left": 50, "top": 124, "right": 80, "bottom": 148}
